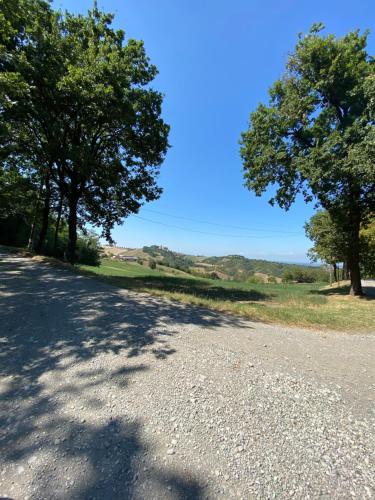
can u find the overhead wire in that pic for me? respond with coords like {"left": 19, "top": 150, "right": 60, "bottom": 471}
{"left": 141, "top": 208, "right": 301, "bottom": 234}
{"left": 133, "top": 215, "right": 301, "bottom": 239}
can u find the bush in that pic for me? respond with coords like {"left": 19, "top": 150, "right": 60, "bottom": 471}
{"left": 209, "top": 271, "right": 221, "bottom": 280}
{"left": 247, "top": 275, "right": 263, "bottom": 284}
{"left": 282, "top": 267, "right": 328, "bottom": 283}
{"left": 149, "top": 258, "right": 156, "bottom": 269}
{"left": 76, "top": 234, "right": 101, "bottom": 266}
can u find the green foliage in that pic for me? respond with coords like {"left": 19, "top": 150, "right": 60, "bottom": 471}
{"left": 0, "top": 166, "right": 37, "bottom": 220}
{"left": 148, "top": 258, "right": 156, "bottom": 270}
{"left": 142, "top": 245, "right": 159, "bottom": 257}
{"left": 202, "top": 254, "right": 326, "bottom": 281}
{"left": 282, "top": 267, "right": 328, "bottom": 283}
{"left": 240, "top": 25, "right": 375, "bottom": 294}
{"left": 0, "top": 211, "right": 96, "bottom": 273}
{"left": 1, "top": 1, "right": 170, "bottom": 262}
{"left": 305, "top": 209, "right": 375, "bottom": 277}
{"left": 360, "top": 218, "right": 375, "bottom": 277}
{"left": 76, "top": 234, "right": 101, "bottom": 267}
{"left": 305, "top": 210, "right": 348, "bottom": 264}
{"left": 247, "top": 275, "right": 264, "bottom": 284}
{"left": 143, "top": 245, "right": 193, "bottom": 272}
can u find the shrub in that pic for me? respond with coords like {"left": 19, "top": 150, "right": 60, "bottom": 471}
{"left": 282, "top": 267, "right": 328, "bottom": 283}
{"left": 209, "top": 271, "right": 221, "bottom": 280}
{"left": 76, "top": 234, "right": 101, "bottom": 266}
{"left": 247, "top": 275, "right": 263, "bottom": 284}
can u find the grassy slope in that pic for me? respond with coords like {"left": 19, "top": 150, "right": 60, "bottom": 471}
{"left": 80, "top": 259, "right": 375, "bottom": 331}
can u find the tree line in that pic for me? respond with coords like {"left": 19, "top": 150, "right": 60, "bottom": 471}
{"left": 1, "top": 7, "right": 374, "bottom": 295}
{"left": 0, "top": 0, "right": 169, "bottom": 262}
{"left": 305, "top": 209, "right": 375, "bottom": 282}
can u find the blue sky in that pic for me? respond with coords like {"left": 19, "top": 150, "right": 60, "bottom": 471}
{"left": 54, "top": 0, "right": 374, "bottom": 262}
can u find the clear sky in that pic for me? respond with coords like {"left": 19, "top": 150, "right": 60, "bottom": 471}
{"left": 54, "top": 0, "right": 374, "bottom": 262}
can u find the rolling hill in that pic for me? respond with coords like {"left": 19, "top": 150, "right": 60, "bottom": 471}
{"left": 103, "top": 245, "right": 327, "bottom": 283}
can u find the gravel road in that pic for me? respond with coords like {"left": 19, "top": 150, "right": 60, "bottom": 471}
{"left": 1, "top": 252, "right": 374, "bottom": 499}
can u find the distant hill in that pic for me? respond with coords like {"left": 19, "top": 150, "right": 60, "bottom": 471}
{"left": 199, "top": 254, "right": 310, "bottom": 280}
{"left": 137, "top": 245, "right": 326, "bottom": 282}
{"left": 102, "top": 245, "right": 327, "bottom": 282}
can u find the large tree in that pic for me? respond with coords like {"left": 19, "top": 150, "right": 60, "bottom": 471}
{"left": 1, "top": 2, "right": 169, "bottom": 262}
{"left": 240, "top": 24, "right": 375, "bottom": 295}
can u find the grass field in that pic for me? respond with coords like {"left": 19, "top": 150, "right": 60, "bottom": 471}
{"left": 79, "top": 259, "right": 375, "bottom": 331}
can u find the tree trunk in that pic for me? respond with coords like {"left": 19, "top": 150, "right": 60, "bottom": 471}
{"left": 342, "top": 262, "right": 348, "bottom": 280}
{"left": 27, "top": 179, "right": 44, "bottom": 251}
{"left": 348, "top": 218, "right": 363, "bottom": 296}
{"left": 333, "top": 263, "right": 337, "bottom": 282}
{"left": 35, "top": 171, "right": 51, "bottom": 254}
{"left": 67, "top": 194, "right": 78, "bottom": 263}
{"left": 53, "top": 193, "right": 63, "bottom": 254}
{"left": 350, "top": 259, "right": 362, "bottom": 295}
{"left": 27, "top": 217, "right": 37, "bottom": 251}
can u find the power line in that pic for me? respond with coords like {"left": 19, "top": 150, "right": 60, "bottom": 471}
{"left": 141, "top": 208, "right": 301, "bottom": 235}
{"left": 134, "top": 215, "right": 301, "bottom": 239}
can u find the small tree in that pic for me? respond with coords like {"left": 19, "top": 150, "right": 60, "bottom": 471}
{"left": 305, "top": 210, "right": 348, "bottom": 281}
{"left": 240, "top": 25, "right": 375, "bottom": 295}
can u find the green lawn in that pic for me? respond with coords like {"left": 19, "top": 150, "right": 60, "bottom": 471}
{"left": 79, "top": 259, "right": 374, "bottom": 331}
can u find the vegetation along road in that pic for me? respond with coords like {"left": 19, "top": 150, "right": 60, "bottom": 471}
{"left": 1, "top": 251, "right": 374, "bottom": 499}
{"left": 79, "top": 257, "right": 375, "bottom": 332}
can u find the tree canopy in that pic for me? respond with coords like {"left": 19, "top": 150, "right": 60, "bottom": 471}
{"left": 304, "top": 210, "right": 348, "bottom": 264}
{"left": 240, "top": 24, "right": 375, "bottom": 295}
{"left": 0, "top": 0, "right": 169, "bottom": 262}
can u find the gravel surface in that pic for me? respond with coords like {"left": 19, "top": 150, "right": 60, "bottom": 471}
{"left": 1, "top": 252, "right": 374, "bottom": 499}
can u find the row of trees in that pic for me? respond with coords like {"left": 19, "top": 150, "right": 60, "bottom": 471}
{"left": 282, "top": 266, "right": 329, "bottom": 284}
{"left": 305, "top": 210, "right": 375, "bottom": 281}
{"left": 240, "top": 24, "right": 375, "bottom": 295}
{"left": 0, "top": 0, "right": 169, "bottom": 262}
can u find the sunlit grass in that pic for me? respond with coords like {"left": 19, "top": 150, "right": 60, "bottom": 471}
{"left": 79, "top": 259, "right": 375, "bottom": 332}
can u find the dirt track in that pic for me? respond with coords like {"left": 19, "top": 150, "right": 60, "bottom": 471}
{"left": 1, "top": 252, "right": 374, "bottom": 499}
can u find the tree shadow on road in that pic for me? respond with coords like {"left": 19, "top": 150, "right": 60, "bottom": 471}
{"left": 311, "top": 284, "right": 375, "bottom": 300}
{"left": 0, "top": 254, "right": 250, "bottom": 498}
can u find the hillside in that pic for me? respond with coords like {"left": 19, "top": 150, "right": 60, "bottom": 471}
{"left": 198, "top": 254, "right": 326, "bottom": 281}
{"left": 103, "top": 245, "right": 327, "bottom": 283}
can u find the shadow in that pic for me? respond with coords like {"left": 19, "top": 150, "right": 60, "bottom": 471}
{"left": 311, "top": 284, "right": 375, "bottom": 300}
{"left": 0, "top": 251, "right": 249, "bottom": 498}
{"left": 84, "top": 272, "right": 272, "bottom": 302}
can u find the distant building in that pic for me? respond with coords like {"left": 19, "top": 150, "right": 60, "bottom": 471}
{"left": 118, "top": 255, "right": 138, "bottom": 262}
